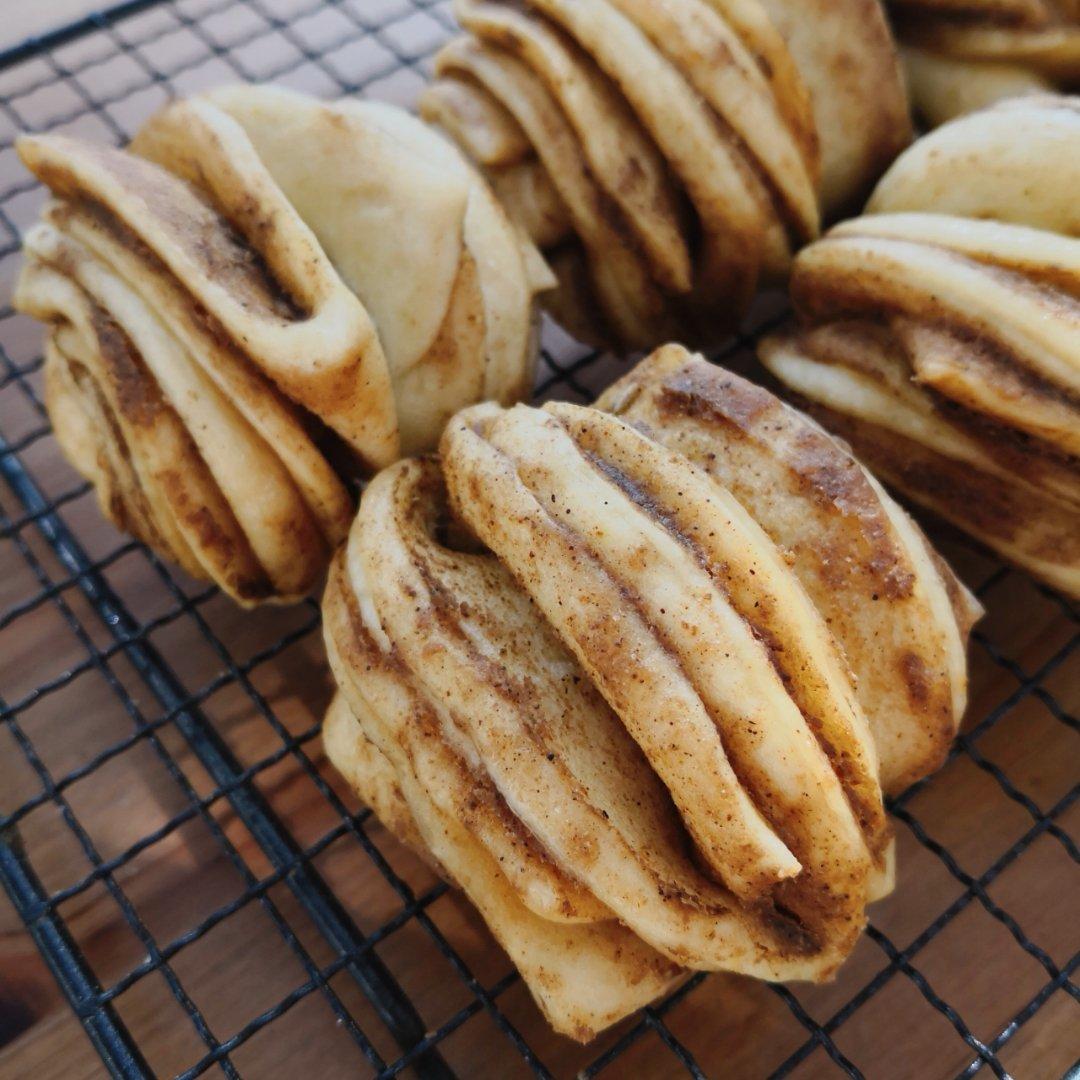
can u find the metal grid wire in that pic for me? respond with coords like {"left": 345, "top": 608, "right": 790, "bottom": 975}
{"left": 0, "top": 1, "right": 1076, "bottom": 1077}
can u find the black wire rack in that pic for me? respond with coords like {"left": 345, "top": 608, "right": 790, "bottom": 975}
{"left": 0, "top": 2, "right": 1076, "bottom": 1077}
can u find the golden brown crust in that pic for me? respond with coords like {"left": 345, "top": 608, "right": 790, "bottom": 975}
{"left": 18, "top": 211, "right": 342, "bottom": 604}
{"left": 760, "top": 99, "right": 1080, "bottom": 599}
{"left": 440, "top": 401, "right": 889, "bottom": 959}
{"left": 323, "top": 534, "right": 685, "bottom": 1041}
{"left": 318, "top": 351, "right": 984, "bottom": 1037}
{"left": 796, "top": 393, "right": 1080, "bottom": 594}
{"left": 322, "top": 443, "right": 903, "bottom": 1015}
{"left": 890, "top": 0, "right": 1079, "bottom": 125}
{"left": 326, "top": 546, "right": 607, "bottom": 923}
{"left": 135, "top": 86, "right": 550, "bottom": 457}
{"left": 322, "top": 692, "right": 437, "bottom": 868}
{"left": 422, "top": 0, "right": 910, "bottom": 349}
{"left": 29, "top": 123, "right": 399, "bottom": 470}
{"left": 760, "top": 0, "right": 913, "bottom": 217}
{"left": 597, "top": 345, "right": 980, "bottom": 792}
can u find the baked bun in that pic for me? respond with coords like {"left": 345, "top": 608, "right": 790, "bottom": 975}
{"left": 760, "top": 96, "right": 1080, "bottom": 599}
{"left": 323, "top": 347, "right": 982, "bottom": 1038}
{"left": 16, "top": 86, "right": 549, "bottom": 604}
{"left": 891, "top": 0, "right": 1079, "bottom": 125}
{"left": 420, "top": 0, "right": 911, "bottom": 349}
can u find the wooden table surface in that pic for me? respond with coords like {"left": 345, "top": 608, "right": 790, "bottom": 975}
{"left": 0, "top": 3, "right": 1077, "bottom": 1078}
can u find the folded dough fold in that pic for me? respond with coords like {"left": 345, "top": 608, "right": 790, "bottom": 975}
{"left": 760, "top": 97, "right": 1080, "bottom": 599}
{"left": 321, "top": 686, "right": 683, "bottom": 1043}
{"left": 442, "top": 402, "right": 891, "bottom": 913}
{"left": 595, "top": 346, "right": 982, "bottom": 793}
{"left": 889, "top": 0, "right": 1079, "bottom": 125}
{"left": 16, "top": 133, "right": 361, "bottom": 603}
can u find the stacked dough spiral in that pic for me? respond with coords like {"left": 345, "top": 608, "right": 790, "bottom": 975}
{"left": 760, "top": 96, "right": 1080, "bottom": 600}
{"left": 15, "top": 84, "right": 550, "bottom": 605}
{"left": 323, "top": 346, "right": 979, "bottom": 1039}
{"left": 419, "top": 0, "right": 912, "bottom": 349}
{"left": 891, "top": 0, "right": 1079, "bottom": 125}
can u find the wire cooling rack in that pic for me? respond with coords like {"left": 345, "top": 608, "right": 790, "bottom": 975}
{"left": 0, "top": 2, "right": 1076, "bottom": 1077}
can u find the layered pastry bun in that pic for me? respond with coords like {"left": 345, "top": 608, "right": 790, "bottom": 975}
{"left": 760, "top": 95, "right": 1080, "bottom": 600}
{"left": 323, "top": 345, "right": 980, "bottom": 1040}
{"left": 419, "top": 0, "right": 912, "bottom": 350}
{"left": 890, "top": 0, "right": 1079, "bottom": 126}
{"left": 15, "top": 85, "right": 551, "bottom": 605}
